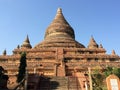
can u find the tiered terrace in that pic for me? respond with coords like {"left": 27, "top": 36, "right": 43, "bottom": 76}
{"left": 0, "top": 8, "right": 120, "bottom": 88}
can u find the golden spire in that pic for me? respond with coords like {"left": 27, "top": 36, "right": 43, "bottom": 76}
{"left": 88, "top": 36, "right": 98, "bottom": 49}
{"left": 21, "top": 35, "right": 32, "bottom": 49}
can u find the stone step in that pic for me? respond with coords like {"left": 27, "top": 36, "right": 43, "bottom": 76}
{"left": 27, "top": 76, "right": 82, "bottom": 90}
{"left": 50, "top": 77, "right": 68, "bottom": 90}
{"left": 68, "top": 77, "right": 81, "bottom": 90}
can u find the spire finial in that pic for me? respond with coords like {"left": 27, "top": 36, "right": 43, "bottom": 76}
{"left": 57, "top": 8, "right": 62, "bottom": 14}
{"left": 25, "top": 35, "right": 30, "bottom": 43}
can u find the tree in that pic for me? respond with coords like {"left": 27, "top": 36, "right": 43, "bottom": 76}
{"left": 104, "top": 66, "right": 112, "bottom": 77}
{"left": 112, "top": 67, "right": 120, "bottom": 78}
{"left": 0, "top": 66, "right": 4, "bottom": 76}
{"left": 92, "top": 69, "right": 104, "bottom": 90}
{"left": 104, "top": 66, "right": 120, "bottom": 78}
{"left": 17, "top": 52, "right": 27, "bottom": 83}
{"left": 0, "top": 66, "right": 9, "bottom": 89}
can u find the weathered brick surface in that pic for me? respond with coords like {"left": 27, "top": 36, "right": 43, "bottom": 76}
{"left": 0, "top": 8, "right": 120, "bottom": 87}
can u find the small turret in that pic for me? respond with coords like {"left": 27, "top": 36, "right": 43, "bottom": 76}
{"left": 111, "top": 50, "right": 116, "bottom": 55}
{"left": 99, "top": 44, "right": 103, "bottom": 48}
{"left": 21, "top": 35, "right": 32, "bottom": 49}
{"left": 17, "top": 45, "right": 20, "bottom": 49}
{"left": 88, "top": 36, "right": 98, "bottom": 49}
{"left": 3, "top": 49, "right": 7, "bottom": 56}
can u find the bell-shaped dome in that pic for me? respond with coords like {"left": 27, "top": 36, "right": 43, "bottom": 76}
{"left": 44, "top": 8, "right": 75, "bottom": 40}
{"left": 34, "top": 8, "right": 85, "bottom": 48}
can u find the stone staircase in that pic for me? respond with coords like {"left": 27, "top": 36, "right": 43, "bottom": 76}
{"left": 37, "top": 76, "right": 50, "bottom": 90}
{"left": 36, "top": 76, "right": 82, "bottom": 90}
{"left": 25, "top": 75, "right": 82, "bottom": 90}
{"left": 68, "top": 77, "right": 81, "bottom": 90}
{"left": 50, "top": 76, "right": 68, "bottom": 90}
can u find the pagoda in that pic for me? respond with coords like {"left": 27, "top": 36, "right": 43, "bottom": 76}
{"left": 0, "top": 8, "right": 120, "bottom": 84}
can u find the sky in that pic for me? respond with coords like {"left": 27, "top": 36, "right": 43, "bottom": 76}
{"left": 0, "top": 0, "right": 120, "bottom": 55}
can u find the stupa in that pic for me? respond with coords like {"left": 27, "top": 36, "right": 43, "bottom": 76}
{"left": 0, "top": 8, "right": 120, "bottom": 85}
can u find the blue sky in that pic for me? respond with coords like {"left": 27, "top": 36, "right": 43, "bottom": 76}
{"left": 0, "top": 0, "right": 120, "bottom": 55}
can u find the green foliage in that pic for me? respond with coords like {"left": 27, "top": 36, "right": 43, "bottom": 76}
{"left": 104, "top": 66, "right": 112, "bottom": 77}
{"left": 17, "top": 52, "right": 27, "bottom": 83}
{"left": 104, "top": 66, "right": 120, "bottom": 78}
{"left": 91, "top": 68, "right": 106, "bottom": 90}
{"left": 92, "top": 71, "right": 104, "bottom": 90}
{"left": 91, "top": 66, "right": 120, "bottom": 90}
{"left": 112, "top": 67, "right": 120, "bottom": 78}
